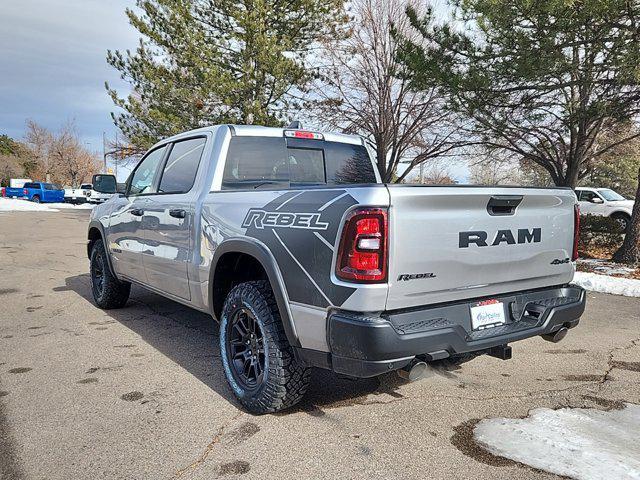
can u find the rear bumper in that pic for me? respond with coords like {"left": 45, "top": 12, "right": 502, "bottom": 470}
{"left": 313, "top": 284, "right": 585, "bottom": 378}
{"left": 65, "top": 197, "right": 88, "bottom": 204}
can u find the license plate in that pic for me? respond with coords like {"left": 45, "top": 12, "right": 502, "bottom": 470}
{"left": 470, "top": 300, "right": 506, "bottom": 330}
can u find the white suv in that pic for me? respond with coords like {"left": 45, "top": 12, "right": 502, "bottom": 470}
{"left": 575, "top": 187, "right": 635, "bottom": 230}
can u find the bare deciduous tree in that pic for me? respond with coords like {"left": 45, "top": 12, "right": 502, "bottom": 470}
{"left": 51, "top": 122, "right": 100, "bottom": 187}
{"left": 23, "top": 120, "right": 99, "bottom": 187}
{"left": 24, "top": 120, "right": 55, "bottom": 181}
{"left": 467, "top": 149, "right": 553, "bottom": 187}
{"left": 418, "top": 160, "right": 457, "bottom": 184}
{"left": 0, "top": 154, "right": 22, "bottom": 186}
{"left": 308, "top": 0, "right": 463, "bottom": 182}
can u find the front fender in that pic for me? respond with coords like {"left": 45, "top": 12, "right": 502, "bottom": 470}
{"left": 87, "top": 220, "right": 117, "bottom": 279}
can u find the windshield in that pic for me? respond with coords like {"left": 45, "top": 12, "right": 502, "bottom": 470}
{"left": 598, "top": 189, "right": 626, "bottom": 201}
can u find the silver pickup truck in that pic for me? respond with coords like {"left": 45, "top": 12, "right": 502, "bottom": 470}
{"left": 87, "top": 125, "right": 586, "bottom": 413}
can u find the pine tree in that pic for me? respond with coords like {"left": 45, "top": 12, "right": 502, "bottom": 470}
{"left": 107, "top": 0, "right": 346, "bottom": 149}
{"left": 398, "top": 0, "right": 640, "bottom": 188}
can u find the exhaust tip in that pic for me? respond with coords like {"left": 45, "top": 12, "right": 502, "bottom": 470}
{"left": 397, "top": 361, "right": 429, "bottom": 382}
{"left": 542, "top": 327, "right": 568, "bottom": 343}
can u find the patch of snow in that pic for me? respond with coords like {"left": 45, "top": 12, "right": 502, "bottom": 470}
{"left": 573, "top": 272, "right": 640, "bottom": 298}
{"left": 44, "top": 202, "right": 95, "bottom": 210}
{"left": 475, "top": 404, "right": 640, "bottom": 480}
{"left": 0, "top": 198, "right": 95, "bottom": 213}
{"left": 0, "top": 197, "right": 59, "bottom": 212}
{"left": 578, "top": 259, "right": 636, "bottom": 276}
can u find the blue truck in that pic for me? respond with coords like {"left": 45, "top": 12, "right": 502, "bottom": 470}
{"left": 1, "top": 182, "right": 65, "bottom": 203}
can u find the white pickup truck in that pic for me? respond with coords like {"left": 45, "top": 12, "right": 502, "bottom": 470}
{"left": 64, "top": 184, "right": 92, "bottom": 204}
{"left": 87, "top": 125, "right": 586, "bottom": 413}
{"left": 575, "top": 187, "right": 635, "bottom": 231}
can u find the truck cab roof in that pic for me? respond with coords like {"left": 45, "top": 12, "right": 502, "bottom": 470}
{"left": 149, "top": 125, "right": 365, "bottom": 151}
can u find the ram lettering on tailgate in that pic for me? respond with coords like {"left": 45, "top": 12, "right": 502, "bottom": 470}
{"left": 459, "top": 228, "right": 541, "bottom": 248}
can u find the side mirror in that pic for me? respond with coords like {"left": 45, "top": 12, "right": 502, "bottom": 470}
{"left": 591, "top": 197, "right": 604, "bottom": 204}
{"left": 92, "top": 174, "right": 117, "bottom": 194}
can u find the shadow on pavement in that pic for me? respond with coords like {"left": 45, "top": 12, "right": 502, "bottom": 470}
{"left": 62, "top": 274, "right": 402, "bottom": 413}
{"left": 0, "top": 399, "right": 24, "bottom": 480}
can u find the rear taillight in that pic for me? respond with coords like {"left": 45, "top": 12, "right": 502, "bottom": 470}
{"left": 23, "top": 188, "right": 27, "bottom": 195}
{"left": 572, "top": 204, "right": 580, "bottom": 261}
{"left": 336, "top": 207, "right": 388, "bottom": 283}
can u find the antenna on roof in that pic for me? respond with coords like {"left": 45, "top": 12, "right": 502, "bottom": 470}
{"left": 287, "top": 120, "right": 302, "bottom": 129}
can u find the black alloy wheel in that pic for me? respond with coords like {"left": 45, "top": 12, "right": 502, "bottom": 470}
{"left": 89, "top": 238, "right": 131, "bottom": 309}
{"left": 227, "top": 307, "right": 266, "bottom": 390}
{"left": 91, "top": 251, "right": 105, "bottom": 299}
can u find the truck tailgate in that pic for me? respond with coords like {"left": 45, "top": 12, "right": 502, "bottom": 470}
{"left": 385, "top": 186, "right": 576, "bottom": 310}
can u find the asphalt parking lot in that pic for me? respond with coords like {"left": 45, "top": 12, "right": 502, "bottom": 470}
{"left": 1, "top": 210, "right": 639, "bottom": 480}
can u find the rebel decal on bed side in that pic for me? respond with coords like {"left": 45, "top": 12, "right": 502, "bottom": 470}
{"left": 243, "top": 190, "right": 358, "bottom": 307}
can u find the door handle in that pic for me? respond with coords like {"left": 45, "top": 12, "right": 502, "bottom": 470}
{"left": 169, "top": 209, "right": 186, "bottom": 219}
{"left": 130, "top": 208, "right": 144, "bottom": 217}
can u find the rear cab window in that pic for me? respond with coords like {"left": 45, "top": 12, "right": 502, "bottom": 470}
{"left": 221, "top": 135, "right": 376, "bottom": 190}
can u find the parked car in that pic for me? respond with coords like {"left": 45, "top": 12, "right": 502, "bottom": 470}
{"left": 64, "top": 184, "right": 92, "bottom": 204}
{"left": 87, "top": 125, "right": 585, "bottom": 413}
{"left": 575, "top": 187, "right": 635, "bottom": 231}
{"left": 19, "top": 182, "right": 65, "bottom": 203}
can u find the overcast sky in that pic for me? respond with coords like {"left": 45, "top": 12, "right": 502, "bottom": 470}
{"left": 0, "top": 0, "right": 138, "bottom": 159}
{"left": 0, "top": 0, "right": 469, "bottom": 182}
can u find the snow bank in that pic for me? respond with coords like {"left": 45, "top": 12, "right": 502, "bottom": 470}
{"left": 43, "top": 202, "right": 94, "bottom": 210}
{"left": 573, "top": 271, "right": 640, "bottom": 298}
{"left": 475, "top": 404, "right": 640, "bottom": 480}
{"left": 0, "top": 197, "right": 59, "bottom": 212}
{"left": 578, "top": 259, "right": 637, "bottom": 276}
{"left": 0, "top": 198, "right": 95, "bottom": 213}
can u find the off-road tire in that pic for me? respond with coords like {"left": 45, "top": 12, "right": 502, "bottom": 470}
{"left": 220, "top": 281, "right": 310, "bottom": 414}
{"left": 90, "top": 239, "right": 131, "bottom": 309}
{"left": 31, "top": 195, "right": 40, "bottom": 203}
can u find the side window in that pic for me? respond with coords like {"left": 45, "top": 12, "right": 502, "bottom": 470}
{"left": 575, "top": 190, "right": 583, "bottom": 201}
{"left": 287, "top": 148, "right": 325, "bottom": 185}
{"left": 23, "top": 183, "right": 36, "bottom": 189}
{"left": 222, "top": 137, "right": 288, "bottom": 190}
{"left": 581, "top": 191, "right": 597, "bottom": 202}
{"left": 158, "top": 137, "right": 206, "bottom": 194}
{"left": 128, "top": 146, "right": 167, "bottom": 196}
